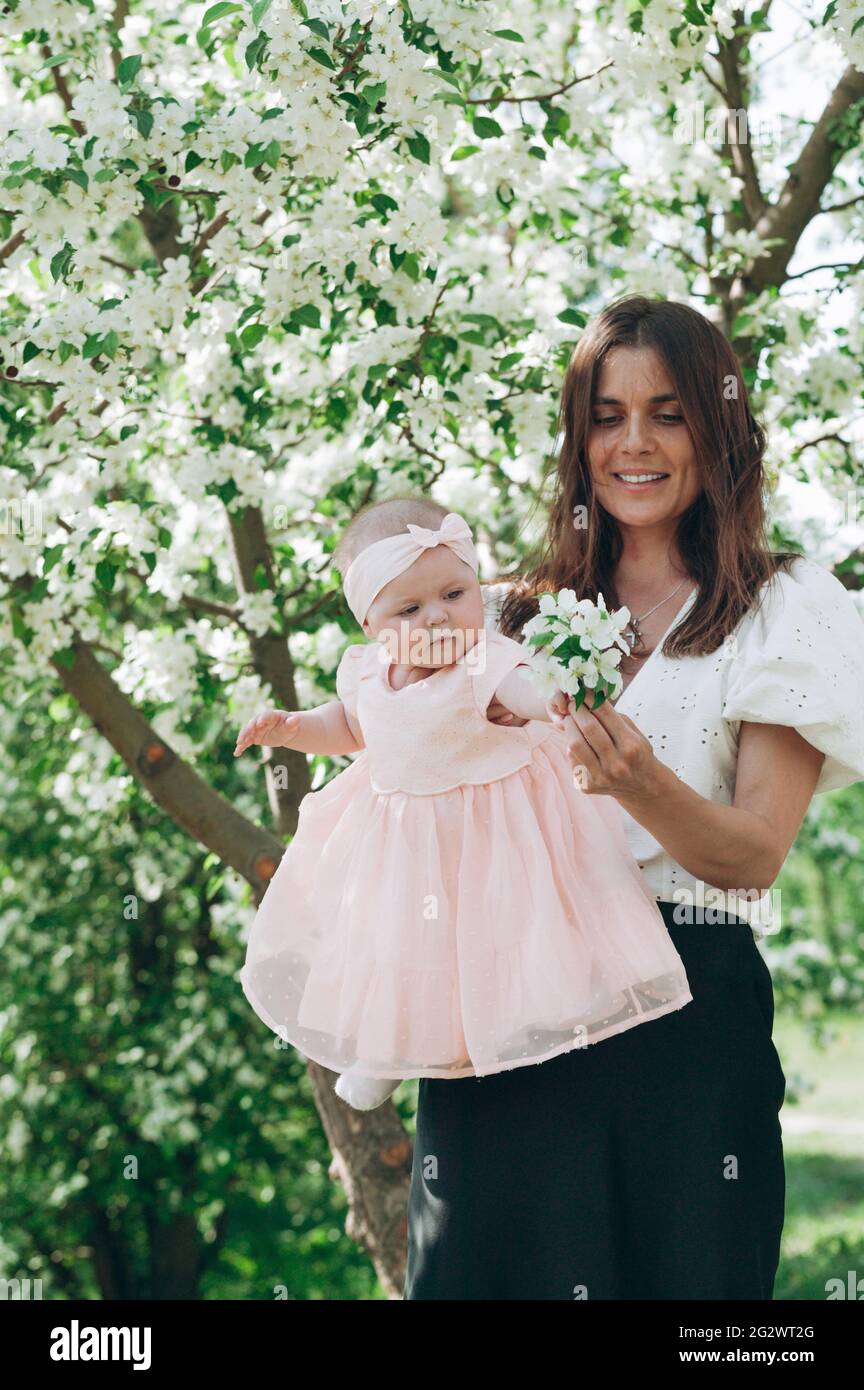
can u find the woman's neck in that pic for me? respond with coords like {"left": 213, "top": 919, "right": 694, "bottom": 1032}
{"left": 613, "top": 537, "right": 690, "bottom": 602}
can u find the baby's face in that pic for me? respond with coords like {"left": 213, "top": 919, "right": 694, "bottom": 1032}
{"left": 362, "top": 546, "right": 485, "bottom": 668}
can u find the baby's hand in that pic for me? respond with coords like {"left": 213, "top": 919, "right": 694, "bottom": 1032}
{"left": 234, "top": 709, "right": 302, "bottom": 756}
{"left": 546, "top": 688, "right": 573, "bottom": 723}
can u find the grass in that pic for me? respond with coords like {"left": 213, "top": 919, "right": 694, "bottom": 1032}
{"left": 772, "top": 1009, "right": 864, "bottom": 1300}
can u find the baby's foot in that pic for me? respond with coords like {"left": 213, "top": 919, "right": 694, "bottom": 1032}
{"left": 334, "top": 1066, "right": 400, "bottom": 1111}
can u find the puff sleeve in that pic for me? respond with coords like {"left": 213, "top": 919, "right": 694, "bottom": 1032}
{"left": 480, "top": 581, "right": 515, "bottom": 632}
{"left": 468, "top": 630, "right": 533, "bottom": 715}
{"left": 720, "top": 557, "right": 864, "bottom": 796}
{"left": 335, "top": 642, "right": 368, "bottom": 744}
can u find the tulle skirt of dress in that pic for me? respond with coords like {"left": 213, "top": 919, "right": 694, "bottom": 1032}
{"left": 240, "top": 728, "right": 693, "bottom": 1080}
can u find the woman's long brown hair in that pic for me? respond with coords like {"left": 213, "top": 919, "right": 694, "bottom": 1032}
{"left": 497, "top": 294, "right": 802, "bottom": 655}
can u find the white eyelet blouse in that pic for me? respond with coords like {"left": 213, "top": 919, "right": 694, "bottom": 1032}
{"left": 481, "top": 556, "right": 864, "bottom": 940}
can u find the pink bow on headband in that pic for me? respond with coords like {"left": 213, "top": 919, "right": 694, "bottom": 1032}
{"left": 404, "top": 515, "right": 474, "bottom": 551}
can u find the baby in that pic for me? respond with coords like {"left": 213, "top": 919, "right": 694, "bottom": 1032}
{"left": 235, "top": 500, "right": 691, "bottom": 1110}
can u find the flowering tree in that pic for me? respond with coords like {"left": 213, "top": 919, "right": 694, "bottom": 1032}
{"left": 1, "top": 0, "right": 862, "bottom": 1296}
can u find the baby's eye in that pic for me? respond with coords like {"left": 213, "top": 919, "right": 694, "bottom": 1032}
{"left": 398, "top": 592, "right": 463, "bottom": 615}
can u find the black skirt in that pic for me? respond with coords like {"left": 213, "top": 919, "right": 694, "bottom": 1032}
{"left": 404, "top": 901, "right": 786, "bottom": 1300}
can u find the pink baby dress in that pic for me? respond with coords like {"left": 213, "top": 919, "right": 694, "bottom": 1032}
{"left": 240, "top": 628, "right": 693, "bottom": 1079}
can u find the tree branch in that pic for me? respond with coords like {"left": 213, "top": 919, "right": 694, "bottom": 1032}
{"left": 44, "top": 625, "right": 286, "bottom": 896}
{"left": 748, "top": 64, "right": 864, "bottom": 291}
{"left": 226, "top": 504, "right": 312, "bottom": 838}
{"left": 714, "top": 28, "right": 767, "bottom": 226}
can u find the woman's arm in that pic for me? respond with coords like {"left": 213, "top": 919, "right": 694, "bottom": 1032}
{"left": 558, "top": 703, "right": 824, "bottom": 893}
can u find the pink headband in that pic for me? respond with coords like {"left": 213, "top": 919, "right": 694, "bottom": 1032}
{"left": 343, "top": 512, "right": 479, "bottom": 624}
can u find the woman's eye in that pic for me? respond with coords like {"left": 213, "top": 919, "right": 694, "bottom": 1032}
{"left": 592, "top": 414, "right": 683, "bottom": 426}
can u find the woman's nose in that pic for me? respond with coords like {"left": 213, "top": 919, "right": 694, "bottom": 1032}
{"left": 620, "top": 411, "right": 656, "bottom": 452}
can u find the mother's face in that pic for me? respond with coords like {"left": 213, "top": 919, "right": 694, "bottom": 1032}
{"left": 586, "top": 346, "right": 702, "bottom": 529}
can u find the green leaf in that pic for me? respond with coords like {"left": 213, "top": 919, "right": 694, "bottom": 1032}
{"left": 253, "top": 563, "right": 269, "bottom": 591}
{"left": 50, "top": 242, "right": 75, "bottom": 282}
{"left": 251, "top": 0, "right": 273, "bottom": 25}
{"left": 41, "top": 52, "right": 77, "bottom": 70}
{"left": 53, "top": 646, "right": 76, "bottom": 669}
{"left": 307, "top": 46, "right": 336, "bottom": 70}
{"left": 202, "top": 1, "right": 242, "bottom": 24}
{"left": 492, "top": 29, "right": 524, "bottom": 41}
{"left": 240, "top": 322, "right": 268, "bottom": 348}
{"left": 11, "top": 609, "right": 33, "bottom": 647}
{"left": 142, "top": 551, "right": 158, "bottom": 574}
{"left": 26, "top": 578, "right": 50, "bottom": 602}
{"left": 682, "top": 0, "right": 707, "bottom": 25}
{"left": 137, "top": 177, "right": 175, "bottom": 208}
{"left": 43, "top": 545, "right": 65, "bottom": 574}
{"left": 472, "top": 116, "right": 504, "bottom": 139}
{"left": 213, "top": 479, "right": 239, "bottom": 505}
{"left": 406, "top": 132, "right": 430, "bottom": 163}
{"left": 244, "top": 31, "right": 269, "bottom": 70}
{"left": 117, "top": 54, "right": 143, "bottom": 87}
{"left": 303, "top": 17, "right": 330, "bottom": 40}
{"left": 95, "top": 559, "right": 116, "bottom": 591}
{"left": 450, "top": 145, "right": 480, "bottom": 160}
{"left": 158, "top": 526, "right": 173, "bottom": 548}
{"left": 557, "top": 308, "right": 587, "bottom": 327}
{"left": 362, "top": 81, "right": 386, "bottom": 106}
{"left": 64, "top": 167, "right": 89, "bottom": 191}
{"left": 22, "top": 341, "right": 41, "bottom": 363}
{"left": 128, "top": 107, "right": 153, "bottom": 138}
{"left": 57, "top": 340, "right": 76, "bottom": 363}
{"left": 292, "top": 303, "right": 321, "bottom": 329}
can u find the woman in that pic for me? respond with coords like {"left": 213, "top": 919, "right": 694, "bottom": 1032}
{"left": 403, "top": 294, "right": 864, "bottom": 1300}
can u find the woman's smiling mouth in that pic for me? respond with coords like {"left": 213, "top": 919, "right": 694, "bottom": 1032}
{"left": 612, "top": 472, "right": 670, "bottom": 490}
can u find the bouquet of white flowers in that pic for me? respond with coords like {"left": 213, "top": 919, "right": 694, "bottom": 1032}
{"left": 522, "top": 589, "right": 632, "bottom": 711}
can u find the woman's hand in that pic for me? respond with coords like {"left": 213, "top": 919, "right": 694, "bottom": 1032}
{"left": 555, "top": 689, "right": 663, "bottom": 801}
{"left": 234, "top": 709, "right": 302, "bottom": 756}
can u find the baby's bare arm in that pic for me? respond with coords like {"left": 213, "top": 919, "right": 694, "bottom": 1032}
{"left": 234, "top": 700, "right": 364, "bottom": 757}
{"left": 492, "top": 668, "right": 558, "bottom": 722}
{"left": 295, "top": 701, "right": 364, "bottom": 754}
